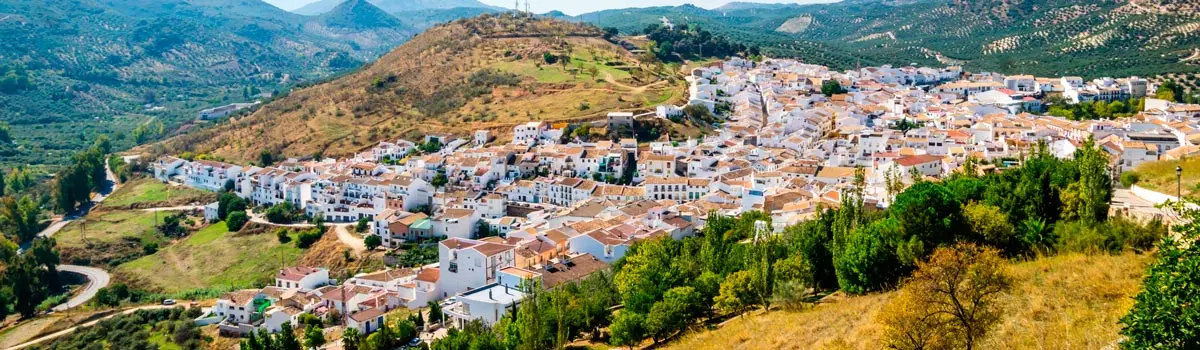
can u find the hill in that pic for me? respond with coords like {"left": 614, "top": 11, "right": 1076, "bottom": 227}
{"left": 317, "top": 0, "right": 405, "bottom": 30}
{"left": 150, "top": 14, "right": 687, "bottom": 163}
{"left": 392, "top": 7, "right": 503, "bottom": 31}
{"left": 0, "top": 0, "right": 413, "bottom": 169}
{"left": 666, "top": 252, "right": 1150, "bottom": 349}
{"left": 294, "top": 0, "right": 499, "bottom": 16}
{"left": 580, "top": 0, "right": 1200, "bottom": 78}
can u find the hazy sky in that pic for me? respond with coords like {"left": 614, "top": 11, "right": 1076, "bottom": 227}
{"left": 263, "top": 0, "right": 828, "bottom": 15}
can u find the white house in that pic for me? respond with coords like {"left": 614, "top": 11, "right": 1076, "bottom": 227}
{"left": 274, "top": 267, "right": 331, "bottom": 292}
{"left": 437, "top": 238, "right": 516, "bottom": 298}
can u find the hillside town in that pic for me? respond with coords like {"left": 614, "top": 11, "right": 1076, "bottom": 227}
{"left": 147, "top": 57, "right": 1200, "bottom": 341}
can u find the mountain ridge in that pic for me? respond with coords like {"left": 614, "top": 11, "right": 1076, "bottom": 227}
{"left": 293, "top": 0, "right": 500, "bottom": 16}
{"left": 0, "top": 0, "right": 415, "bottom": 167}
{"left": 579, "top": 0, "right": 1200, "bottom": 78}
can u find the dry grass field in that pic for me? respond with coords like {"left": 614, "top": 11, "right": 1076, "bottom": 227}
{"left": 667, "top": 252, "right": 1151, "bottom": 350}
{"left": 150, "top": 15, "right": 686, "bottom": 163}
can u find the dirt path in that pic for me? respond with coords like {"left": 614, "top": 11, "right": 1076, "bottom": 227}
{"left": 334, "top": 224, "right": 366, "bottom": 253}
{"left": 603, "top": 71, "right": 667, "bottom": 94}
{"left": 7, "top": 305, "right": 176, "bottom": 350}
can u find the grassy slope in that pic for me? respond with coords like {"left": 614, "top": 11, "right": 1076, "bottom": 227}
{"left": 668, "top": 252, "right": 1151, "bottom": 350}
{"left": 100, "top": 178, "right": 217, "bottom": 210}
{"left": 1132, "top": 157, "right": 1200, "bottom": 199}
{"left": 57, "top": 210, "right": 174, "bottom": 248}
{"left": 149, "top": 16, "right": 685, "bottom": 163}
{"left": 115, "top": 222, "right": 305, "bottom": 292}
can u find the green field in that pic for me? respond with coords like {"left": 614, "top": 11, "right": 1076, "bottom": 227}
{"left": 116, "top": 222, "right": 305, "bottom": 292}
{"left": 101, "top": 178, "right": 217, "bottom": 210}
{"left": 491, "top": 49, "right": 633, "bottom": 85}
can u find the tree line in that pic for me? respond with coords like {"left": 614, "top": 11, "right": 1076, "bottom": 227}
{"left": 0, "top": 237, "right": 62, "bottom": 319}
{"left": 413, "top": 137, "right": 1163, "bottom": 349}
{"left": 53, "top": 136, "right": 113, "bottom": 214}
{"left": 643, "top": 24, "right": 758, "bottom": 63}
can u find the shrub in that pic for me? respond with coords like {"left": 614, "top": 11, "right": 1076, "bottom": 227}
{"left": 276, "top": 229, "right": 291, "bottom": 243}
{"left": 296, "top": 228, "right": 323, "bottom": 248}
{"left": 1119, "top": 171, "right": 1140, "bottom": 188}
{"left": 355, "top": 217, "right": 370, "bottom": 233}
{"left": 1054, "top": 217, "right": 1166, "bottom": 253}
{"left": 298, "top": 313, "right": 323, "bottom": 327}
{"left": 226, "top": 211, "right": 248, "bottom": 231}
{"left": 265, "top": 202, "right": 296, "bottom": 224}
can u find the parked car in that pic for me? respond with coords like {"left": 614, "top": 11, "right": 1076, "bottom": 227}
{"left": 162, "top": 299, "right": 177, "bottom": 305}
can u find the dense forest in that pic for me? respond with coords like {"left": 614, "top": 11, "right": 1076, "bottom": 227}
{"left": 641, "top": 24, "right": 758, "bottom": 63}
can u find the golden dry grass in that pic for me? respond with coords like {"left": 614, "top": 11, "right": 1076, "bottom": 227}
{"left": 149, "top": 16, "right": 683, "bottom": 163}
{"left": 667, "top": 252, "right": 1152, "bottom": 350}
{"left": 1132, "top": 156, "right": 1200, "bottom": 199}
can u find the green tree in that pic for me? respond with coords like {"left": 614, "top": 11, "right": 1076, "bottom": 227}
{"left": 609, "top": 310, "right": 646, "bottom": 349}
{"left": 217, "top": 192, "right": 246, "bottom": 220}
{"left": 227, "top": 210, "right": 249, "bottom": 231}
{"left": 427, "top": 300, "right": 444, "bottom": 324}
{"left": 714, "top": 270, "right": 759, "bottom": 314}
{"left": 266, "top": 202, "right": 295, "bottom": 223}
{"left": 1120, "top": 209, "right": 1200, "bottom": 349}
{"left": 963, "top": 202, "right": 1018, "bottom": 255}
{"left": 645, "top": 286, "right": 701, "bottom": 342}
{"left": 364, "top": 234, "right": 382, "bottom": 250}
{"left": 277, "top": 323, "right": 302, "bottom": 350}
{"left": 431, "top": 173, "right": 448, "bottom": 188}
{"left": 0, "top": 195, "right": 40, "bottom": 243}
{"left": 1119, "top": 171, "right": 1140, "bottom": 188}
{"left": 834, "top": 218, "right": 904, "bottom": 294}
{"left": 259, "top": 150, "right": 274, "bottom": 167}
{"left": 889, "top": 181, "right": 963, "bottom": 263}
{"left": 395, "top": 318, "right": 418, "bottom": 344}
{"left": 821, "top": 80, "right": 847, "bottom": 95}
{"left": 303, "top": 324, "right": 325, "bottom": 349}
{"left": 1072, "top": 136, "right": 1112, "bottom": 225}
{"left": 786, "top": 212, "right": 838, "bottom": 289}
{"left": 356, "top": 216, "right": 370, "bottom": 233}
{"left": 0, "top": 121, "right": 11, "bottom": 144}
{"left": 1156, "top": 80, "right": 1182, "bottom": 102}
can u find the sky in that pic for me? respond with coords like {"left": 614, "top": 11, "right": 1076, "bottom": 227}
{"left": 263, "top": 0, "right": 828, "bottom": 15}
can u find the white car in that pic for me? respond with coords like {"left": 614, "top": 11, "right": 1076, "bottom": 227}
{"left": 162, "top": 299, "right": 177, "bottom": 305}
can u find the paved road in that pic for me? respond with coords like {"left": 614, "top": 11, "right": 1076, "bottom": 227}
{"left": 7, "top": 305, "right": 179, "bottom": 350}
{"left": 52, "top": 265, "right": 111, "bottom": 312}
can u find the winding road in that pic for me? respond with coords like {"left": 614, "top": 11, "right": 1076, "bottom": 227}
{"left": 52, "top": 265, "right": 110, "bottom": 312}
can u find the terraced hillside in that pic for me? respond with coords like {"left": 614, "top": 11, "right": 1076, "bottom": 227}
{"left": 0, "top": 0, "right": 413, "bottom": 167}
{"left": 581, "top": 0, "right": 1200, "bottom": 78}
{"left": 150, "top": 14, "right": 685, "bottom": 163}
